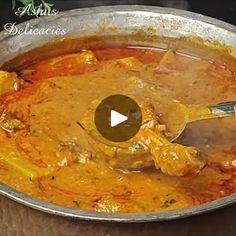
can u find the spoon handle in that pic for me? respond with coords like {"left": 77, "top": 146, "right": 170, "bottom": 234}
{"left": 209, "top": 101, "right": 236, "bottom": 117}
{"left": 186, "top": 101, "right": 236, "bottom": 123}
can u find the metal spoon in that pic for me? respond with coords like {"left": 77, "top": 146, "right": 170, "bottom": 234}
{"left": 161, "top": 101, "right": 236, "bottom": 141}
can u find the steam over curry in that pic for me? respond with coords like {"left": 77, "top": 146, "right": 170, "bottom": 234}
{"left": 0, "top": 45, "right": 235, "bottom": 213}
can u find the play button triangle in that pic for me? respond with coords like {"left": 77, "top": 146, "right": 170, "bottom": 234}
{"left": 110, "top": 110, "right": 128, "bottom": 127}
{"left": 94, "top": 95, "right": 142, "bottom": 142}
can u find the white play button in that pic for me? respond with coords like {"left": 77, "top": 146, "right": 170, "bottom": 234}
{"left": 110, "top": 110, "right": 128, "bottom": 127}
{"left": 94, "top": 95, "right": 142, "bottom": 142}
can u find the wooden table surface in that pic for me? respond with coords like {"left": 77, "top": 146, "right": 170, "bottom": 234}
{"left": 0, "top": 195, "right": 235, "bottom": 236}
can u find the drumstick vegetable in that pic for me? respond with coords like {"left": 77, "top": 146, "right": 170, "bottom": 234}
{"left": 0, "top": 150, "right": 55, "bottom": 181}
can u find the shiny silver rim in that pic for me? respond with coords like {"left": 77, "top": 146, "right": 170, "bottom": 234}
{"left": 0, "top": 5, "right": 235, "bottom": 222}
{"left": 1, "top": 182, "right": 236, "bottom": 222}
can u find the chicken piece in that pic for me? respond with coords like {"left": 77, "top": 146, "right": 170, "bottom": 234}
{"left": 19, "top": 50, "right": 98, "bottom": 81}
{"left": 0, "top": 71, "right": 20, "bottom": 95}
{"left": 95, "top": 194, "right": 122, "bottom": 213}
{"left": 113, "top": 57, "right": 144, "bottom": 70}
{"left": 138, "top": 103, "right": 206, "bottom": 176}
{"left": 87, "top": 136, "right": 153, "bottom": 170}
{"left": 0, "top": 112, "right": 25, "bottom": 132}
{"left": 80, "top": 100, "right": 206, "bottom": 176}
{"left": 140, "top": 129, "right": 205, "bottom": 176}
{"left": 79, "top": 100, "right": 153, "bottom": 170}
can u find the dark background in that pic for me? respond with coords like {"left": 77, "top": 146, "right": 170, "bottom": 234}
{"left": 0, "top": 0, "right": 236, "bottom": 30}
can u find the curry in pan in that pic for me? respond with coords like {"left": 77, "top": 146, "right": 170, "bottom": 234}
{"left": 0, "top": 43, "right": 235, "bottom": 213}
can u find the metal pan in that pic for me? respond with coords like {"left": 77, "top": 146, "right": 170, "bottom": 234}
{"left": 0, "top": 5, "right": 235, "bottom": 222}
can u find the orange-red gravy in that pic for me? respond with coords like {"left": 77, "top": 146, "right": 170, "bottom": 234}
{"left": 0, "top": 46, "right": 235, "bottom": 213}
